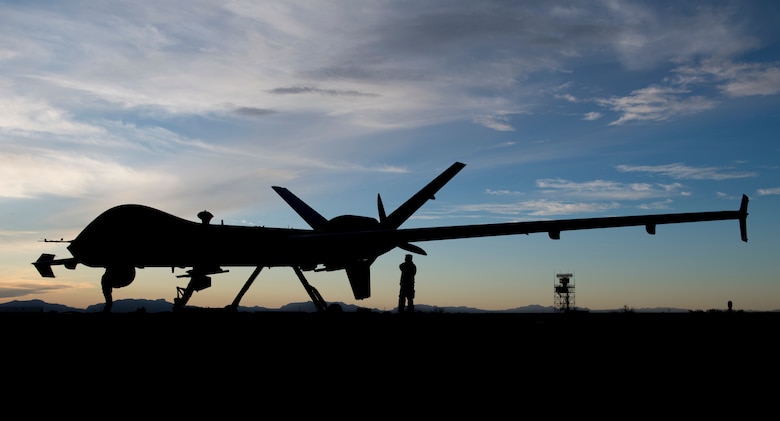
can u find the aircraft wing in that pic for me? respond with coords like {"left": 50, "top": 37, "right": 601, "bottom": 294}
{"left": 280, "top": 194, "right": 748, "bottom": 253}
{"left": 393, "top": 194, "right": 749, "bottom": 243}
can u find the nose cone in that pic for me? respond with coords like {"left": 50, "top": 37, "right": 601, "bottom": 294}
{"left": 67, "top": 223, "right": 112, "bottom": 264}
{"left": 66, "top": 238, "right": 84, "bottom": 259}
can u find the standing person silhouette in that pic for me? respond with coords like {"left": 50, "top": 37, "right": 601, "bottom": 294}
{"left": 398, "top": 254, "right": 417, "bottom": 313}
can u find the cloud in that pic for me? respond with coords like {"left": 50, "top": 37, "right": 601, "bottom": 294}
{"left": 583, "top": 112, "right": 602, "bottom": 121}
{"left": 591, "top": 57, "right": 780, "bottom": 125}
{"left": 616, "top": 163, "right": 757, "bottom": 180}
{"left": 267, "top": 86, "right": 379, "bottom": 97}
{"left": 452, "top": 176, "right": 689, "bottom": 218}
{"left": 606, "top": 2, "right": 762, "bottom": 69}
{"left": 3, "top": 1, "right": 775, "bottom": 138}
{"left": 535, "top": 178, "right": 685, "bottom": 200}
{"left": 487, "top": 141, "right": 516, "bottom": 149}
{"left": 757, "top": 187, "right": 780, "bottom": 196}
{"left": 0, "top": 152, "right": 177, "bottom": 199}
{"left": 0, "top": 1, "right": 775, "bottom": 209}
{"left": 232, "top": 106, "right": 277, "bottom": 117}
{"left": 473, "top": 115, "right": 515, "bottom": 131}
{"left": 556, "top": 93, "right": 578, "bottom": 103}
{"left": 0, "top": 281, "right": 80, "bottom": 298}
{"left": 675, "top": 60, "right": 780, "bottom": 97}
{"left": 519, "top": 199, "right": 622, "bottom": 216}
{"left": 0, "top": 48, "right": 18, "bottom": 59}
{"left": 719, "top": 65, "right": 780, "bottom": 97}
{"left": 0, "top": 94, "right": 105, "bottom": 136}
{"left": 637, "top": 198, "right": 674, "bottom": 210}
{"left": 453, "top": 199, "right": 622, "bottom": 217}
{"left": 485, "top": 189, "right": 524, "bottom": 196}
{"left": 596, "top": 86, "right": 718, "bottom": 125}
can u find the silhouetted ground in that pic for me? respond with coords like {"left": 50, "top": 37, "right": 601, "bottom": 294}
{"left": 4, "top": 309, "right": 775, "bottom": 348}
{"left": 4, "top": 310, "right": 775, "bottom": 416}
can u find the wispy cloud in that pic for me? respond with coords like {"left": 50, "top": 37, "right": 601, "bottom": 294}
{"left": 616, "top": 163, "right": 757, "bottom": 180}
{"left": 485, "top": 189, "right": 524, "bottom": 196}
{"left": 487, "top": 141, "right": 516, "bottom": 149}
{"left": 453, "top": 199, "right": 622, "bottom": 217}
{"left": 757, "top": 187, "right": 780, "bottom": 195}
{"left": 0, "top": 94, "right": 104, "bottom": 136}
{"left": 0, "top": 152, "right": 177, "bottom": 199}
{"left": 473, "top": 114, "right": 515, "bottom": 131}
{"left": 596, "top": 86, "right": 718, "bottom": 125}
{"left": 719, "top": 65, "right": 780, "bottom": 97}
{"left": 583, "top": 111, "right": 602, "bottom": 121}
{"left": 519, "top": 199, "right": 622, "bottom": 216}
{"left": 232, "top": 106, "right": 276, "bottom": 117}
{"left": 268, "top": 86, "right": 379, "bottom": 97}
{"left": 536, "top": 178, "right": 686, "bottom": 200}
{"left": 637, "top": 198, "right": 674, "bottom": 210}
{"left": 556, "top": 93, "right": 579, "bottom": 103}
{"left": 0, "top": 280, "right": 86, "bottom": 299}
{"left": 675, "top": 60, "right": 780, "bottom": 97}
{"left": 593, "top": 59, "right": 780, "bottom": 125}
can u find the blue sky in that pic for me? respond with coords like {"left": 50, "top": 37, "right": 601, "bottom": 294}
{"left": 1, "top": 0, "right": 779, "bottom": 311}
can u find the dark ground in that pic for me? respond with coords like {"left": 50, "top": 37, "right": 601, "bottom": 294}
{"left": 4, "top": 310, "right": 776, "bottom": 415}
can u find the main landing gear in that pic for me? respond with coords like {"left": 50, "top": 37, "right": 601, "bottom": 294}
{"left": 173, "top": 265, "right": 342, "bottom": 313}
{"left": 292, "top": 266, "right": 341, "bottom": 312}
{"left": 173, "top": 267, "right": 226, "bottom": 310}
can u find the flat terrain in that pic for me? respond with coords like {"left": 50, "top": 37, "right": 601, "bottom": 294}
{"left": 5, "top": 310, "right": 774, "bottom": 356}
{"left": 4, "top": 310, "right": 775, "bottom": 415}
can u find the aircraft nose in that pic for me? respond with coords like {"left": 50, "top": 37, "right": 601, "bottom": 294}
{"left": 66, "top": 239, "right": 81, "bottom": 257}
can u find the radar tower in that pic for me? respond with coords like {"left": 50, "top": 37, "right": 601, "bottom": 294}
{"left": 554, "top": 272, "right": 575, "bottom": 312}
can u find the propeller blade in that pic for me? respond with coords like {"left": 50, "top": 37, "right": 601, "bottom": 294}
{"left": 398, "top": 242, "right": 427, "bottom": 256}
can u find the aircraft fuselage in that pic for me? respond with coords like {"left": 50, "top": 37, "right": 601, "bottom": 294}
{"left": 67, "top": 204, "right": 393, "bottom": 272}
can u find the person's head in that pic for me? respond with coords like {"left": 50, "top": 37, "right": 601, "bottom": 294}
{"left": 405, "top": 254, "right": 412, "bottom": 262}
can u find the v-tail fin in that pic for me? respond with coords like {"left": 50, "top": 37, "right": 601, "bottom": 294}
{"left": 382, "top": 162, "right": 466, "bottom": 229}
{"left": 272, "top": 186, "right": 329, "bottom": 230}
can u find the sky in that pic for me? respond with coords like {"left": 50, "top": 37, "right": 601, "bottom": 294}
{"left": 1, "top": 0, "right": 779, "bottom": 312}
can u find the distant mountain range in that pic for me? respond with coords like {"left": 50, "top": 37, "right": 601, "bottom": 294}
{"left": 0, "top": 298, "right": 703, "bottom": 314}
